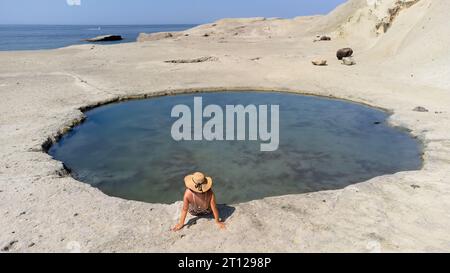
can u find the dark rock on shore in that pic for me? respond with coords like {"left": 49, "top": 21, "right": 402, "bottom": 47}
{"left": 85, "top": 35, "right": 123, "bottom": 42}
{"left": 314, "top": 35, "right": 331, "bottom": 42}
{"left": 337, "top": 48, "right": 353, "bottom": 60}
{"left": 413, "top": 106, "right": 429, "bottom": 112}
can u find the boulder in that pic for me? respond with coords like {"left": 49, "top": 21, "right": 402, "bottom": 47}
{"left": 314, "top": 35, "right": 331, "bottom": 42}
{"left": 312, "top": 59, "right": 327, "bottom": 66}
{"left": 336, "top": 48, "right": 353, "bottom": 60}
{"left": 85, "top": 35, "right": 123, "bottom": 42}
{"left": 342, "top": 57, "right": 356, "bottom": 66}
{"left": 413, "top": 106, "right": 429, "bottom": 112}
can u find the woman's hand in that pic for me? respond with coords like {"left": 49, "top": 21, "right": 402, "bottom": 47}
{"left": 172, "top": 193, "right": 190, "bottom": 232}
{"left": 210, "top": 192, "right": 226, "bottom": 230}
{"left": 172, "top": 223, "right": 184, "bottom": 232}
{"left": 216, "top": 221, "right": 226, "bottom": 230}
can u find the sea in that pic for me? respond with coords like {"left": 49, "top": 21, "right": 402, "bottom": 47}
{"left": 0, "top": 24, "right": 197, "bottom": 51}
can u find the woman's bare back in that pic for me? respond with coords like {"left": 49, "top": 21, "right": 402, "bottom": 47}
{"left": 185, "top": 189, "right": 213, "bottom": 216}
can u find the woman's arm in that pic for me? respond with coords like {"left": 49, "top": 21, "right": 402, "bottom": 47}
{"left": 210, "top": 192, "right": 226, "bottom": 230}
{"left": 172, "top": 190, "right": 189, "bottom": 231}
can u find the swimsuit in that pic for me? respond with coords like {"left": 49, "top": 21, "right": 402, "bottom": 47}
{"left": 189, "top": 191, "right": 212, "bottom": 216}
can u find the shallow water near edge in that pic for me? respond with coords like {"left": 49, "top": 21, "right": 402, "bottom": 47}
{"left": 49, "top": 92, "right": 422, "bottom": 204}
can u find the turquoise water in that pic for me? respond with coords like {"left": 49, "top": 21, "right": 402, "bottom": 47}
{"left": 49, "top": 92, "right": 422, "bottom": 204}
{"left": 0, "top": 25, "right": 196, "bottom": 51}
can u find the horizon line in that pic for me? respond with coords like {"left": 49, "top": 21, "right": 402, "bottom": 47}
{"left": 0, "top": 23, "right": 201, "bottom": 26}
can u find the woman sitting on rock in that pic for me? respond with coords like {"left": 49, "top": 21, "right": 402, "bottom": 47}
{"left": 172, "top": 172, "right": 226, "bottom": 231}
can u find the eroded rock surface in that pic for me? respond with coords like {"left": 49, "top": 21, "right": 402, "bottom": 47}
{"left": 1, "top": 0, "right": 449, "bottom": 253}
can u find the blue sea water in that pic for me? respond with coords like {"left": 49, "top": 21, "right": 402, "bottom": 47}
{"left": 0, "top": 24, "right": 196, "bottom": 51}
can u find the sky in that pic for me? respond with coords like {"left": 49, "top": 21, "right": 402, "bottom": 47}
{"left": 0, "top": 0, "right": 347, "bottom": 25}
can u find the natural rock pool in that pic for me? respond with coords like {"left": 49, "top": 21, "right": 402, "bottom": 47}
{"left": 49, "top": 92, "right": 422, "bottom": 204}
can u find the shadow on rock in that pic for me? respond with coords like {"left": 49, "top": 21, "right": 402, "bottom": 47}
{"left": 185, "top": 204, "right": 236, "bottom": 228}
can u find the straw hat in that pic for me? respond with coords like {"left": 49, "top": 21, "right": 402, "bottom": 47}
{"left": 184, "top": 172, "right": 213, "bottom": 193}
